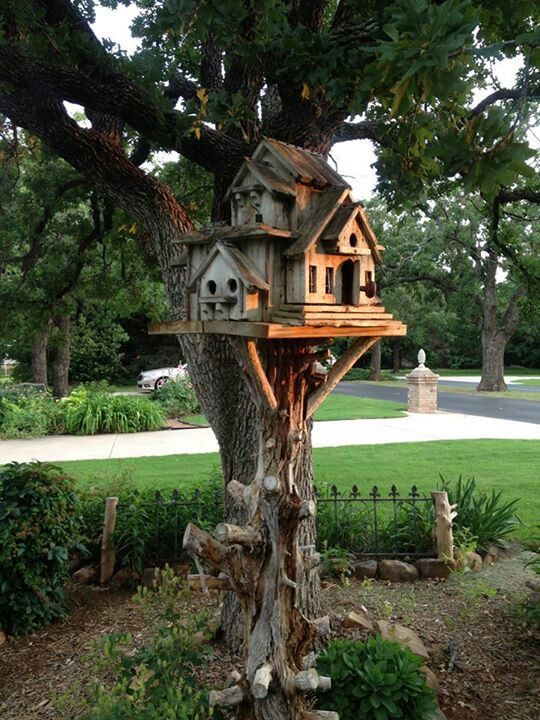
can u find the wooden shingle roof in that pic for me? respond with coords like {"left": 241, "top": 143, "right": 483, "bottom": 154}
{"left": 257, "top": 138, "right": 348, "bottom": 189}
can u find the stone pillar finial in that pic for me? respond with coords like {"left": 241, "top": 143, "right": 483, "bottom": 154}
{"left": 406, "top": 350, "right": 439, "bottom": 413}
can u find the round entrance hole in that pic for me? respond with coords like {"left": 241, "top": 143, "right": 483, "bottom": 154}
{"left": 227, "top": 278, "right": 238, "bottom": 293}
{"left": 349, "top": 233, "right": 358, "bottom": 247}
{"left": 207, "top": 280, "right": 217, "bottom": 295}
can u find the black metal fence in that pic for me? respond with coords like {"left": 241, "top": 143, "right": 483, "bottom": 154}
{"left": 114, "top": 483, "right": 436, "bottom": 566}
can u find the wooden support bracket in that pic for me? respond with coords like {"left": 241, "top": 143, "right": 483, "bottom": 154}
{"left": 306, "top": 337, "right": 380, "bottom": 418}
{"left": 230, "top": 337, "right": 278, "bottom": 412}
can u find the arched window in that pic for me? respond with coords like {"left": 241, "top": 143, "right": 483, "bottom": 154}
{"left": 340, "top": 260, "right": 356, "bottom": 305}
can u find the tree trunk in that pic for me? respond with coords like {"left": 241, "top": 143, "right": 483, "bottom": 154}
{"left": 31, "top": 326, "right": 49, "bottom": 386}
{"left": 392, "top": 340, "right": 401, "bottom": 374}
{"left": 369, "top": 340, "right": 382, "bottom": 381}
{"left": 185, "top": 340, "right": 329, "bottom": 719}
{"left": 52, "top": 314, "right": 70, "bottom": 398}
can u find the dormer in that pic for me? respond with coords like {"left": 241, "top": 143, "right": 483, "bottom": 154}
{"left": 320, "top": 204, "right": 382, "bottom": 262}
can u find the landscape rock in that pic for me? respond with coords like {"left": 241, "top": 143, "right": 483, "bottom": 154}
{"left": 484, "top": 542, "right": 523, "bottom": 565}
{"left": 421, "top": 666, "right": 439, "bottom": 693}
{"left": 465, "top": 551, "right": 483, "bottom": 572}
{"left": 353, "top": 560, "right": 378, "bottom": 580}
{"left": 68, "top": 551, "right": 85, "bottom": 574}
{"left": 377, "top": 620, "right": 429, "bottom": 660}
{"left": 342, "top": 611, "right": 374, "bottom": 632}
{"left": 111, "top": 567, "right": 140, "bottom": 588}
{"left": 0, "top": 630, "right": 6, "bottom": 647}
{"left": 378, "top": 559, "right": 419, "bottom": 583}
{"left": 72, "top": 564, "right": 98, "bottom": 585}
{"left": 415, "top": 558, "right": 453, "bottom": 579}
{"left": 141, "top": 567, "right": 160, "bottom": 588}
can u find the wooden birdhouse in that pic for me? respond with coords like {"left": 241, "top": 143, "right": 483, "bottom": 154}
{"left": 151, "top": 138, "right": 405, "bottom": 340}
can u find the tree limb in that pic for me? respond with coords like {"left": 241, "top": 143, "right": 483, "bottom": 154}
{"left": 332, "top": 120, "right": 389, "bottom": 146}
{"left": 471, "top": 86, "right": 540, "bottom": 116}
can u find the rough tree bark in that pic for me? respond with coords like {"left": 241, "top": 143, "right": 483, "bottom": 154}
{"left": 477, "top": 245, "right": 524, "bottom": 392}
{"left": 392, "top": 340, "right": 401, "bottom": 374}
{"left": 51, "top": 314, "right": 70, "bottom": 398}
{"left": 31, "top": 326, "right": 50, "bottom": 386}
{"left": 369, "top": 340, "right": 382, "bottom": 381}
{"left": 184, "top": 337, "right": 377, "bottom": 718}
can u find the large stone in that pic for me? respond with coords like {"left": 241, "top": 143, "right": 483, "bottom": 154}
{"left": 466, "top": 551, "right": 483, "bottom": 572}
{"left": 377, "top": 620, "right": 429, "bottom": 660}
{"left": 111, "top": 567, "right": 140, "bottom": 588}
{"left": 421, "top": 666, "right": 439, "bottom": 693}
{"left": 353, "top": 560, "right": 378, "bottom": 580}
{"left": 485, "top": 542, "right": 523, "bottom": 562}
{"left": 378, "top": 559, "right": 419, "bottom": 583}
{"left": 0, "top": 630, "right": 6, "bottom": 647}
{"left": 415, "top": 558, "right": 453, "bottom": 579}
{"left": 342, "top": 611, "right": 374, "bottom": 632}
{"left": 72, "top": 564, "right": 98, "bottom": 584}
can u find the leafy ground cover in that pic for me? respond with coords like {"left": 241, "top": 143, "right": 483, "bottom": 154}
{"left": 58, "top": 439, "right": 539, "bottom": 542}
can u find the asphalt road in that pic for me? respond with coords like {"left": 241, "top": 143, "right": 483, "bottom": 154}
{"left": 335, "top": 381, "right": 540, "bottom": 425}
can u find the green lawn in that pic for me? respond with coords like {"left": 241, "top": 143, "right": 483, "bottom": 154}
{"left": 513, "top": 378, "right": 540, "bottom": 387}
{"left": 184, "top": 395, "right": 406, "bottom": 426}
{"left": 433, "top": 368, "right": 540, "bottom": 376}
{"left": 59, "top": 439, "right": 539, "bottom": 541}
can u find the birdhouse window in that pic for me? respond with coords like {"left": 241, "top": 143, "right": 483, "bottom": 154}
{"left": 349, "top": 233, "right": 358, "bottom": 247}
{"left": 207, "top": 280, "right": 217, "bottom": 295}
{"left": 227, "top": 278, "right": 238, "bottom": 293}
{"left": 309, "top": 265, "right": 317, "bottom": 293}
{"left": 325, "top": 267, "right": 334, "bottom": 294}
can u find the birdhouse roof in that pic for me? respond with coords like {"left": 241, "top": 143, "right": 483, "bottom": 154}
{"left": 255, "top": 138, "right": 348, "bottom": 189}
{"left": 284, "top": 187, "right": 351, "bottom": 258}
{"left": 320, "top": 203, "right": 383, "bottom": 264}
{"left": 188, "top": 241, "right": 270, "bottom": 293}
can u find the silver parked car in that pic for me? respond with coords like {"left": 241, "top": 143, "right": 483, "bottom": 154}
{"left": 137, "top": 363, "right": 188, "bottom": 391}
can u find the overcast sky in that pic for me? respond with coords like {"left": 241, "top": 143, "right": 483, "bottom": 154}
{"left": 91, "top": 5, "right": 531, "bottom": 201}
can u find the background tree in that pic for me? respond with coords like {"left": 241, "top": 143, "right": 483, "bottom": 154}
{"left": 0, "top": 0, "right": 538, "bottom": 654}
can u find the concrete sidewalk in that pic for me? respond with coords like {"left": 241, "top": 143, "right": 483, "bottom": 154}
{"left": 1, "top": 412, "right": 538, "bottom": 464}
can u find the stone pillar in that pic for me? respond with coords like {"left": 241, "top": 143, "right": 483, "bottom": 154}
{"left": 406, "top": 349, "right": 439, "bottom": 413}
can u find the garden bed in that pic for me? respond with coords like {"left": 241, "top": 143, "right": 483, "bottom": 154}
{"left": 1, "top": 555, "right": 538, "bottom": 720}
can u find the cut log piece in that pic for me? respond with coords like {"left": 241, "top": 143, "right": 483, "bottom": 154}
{"left": 303, "top": 712, "right": 340, "bottom": 720}
{"left": 214, "top": 523, "right": 263, "bottom": 545}
{"left": 252, "top": 663, "right": 273, "bottom": 699}
{"left": 298, "top": 499, "right": 316, "bottom": 519}
{"left": 183, "top": 523, "right": 228, "bottom": 573}
{"left": 317, "top": 676, "right": 332, "bottom": 692}
{"left": 226, "top": 669, "right": 242, "bottom": 686}
{"left": 187, "top": 574, "right": 231, "bottom": 591}
{"left": 227, "top": 479, "right": 249, "bottom": 507}
{"left": 295, "top": 668, "right": 320, "bottom": 691}
{"left": 313, "top": 615, "right": 331, "bottom": 636}
{"left": 209, "top": 685, "right": 244, "bottom": 707}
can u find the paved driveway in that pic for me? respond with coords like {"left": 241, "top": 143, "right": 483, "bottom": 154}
{"left": 335, "top": 382, "right": 540, "bottom": 425}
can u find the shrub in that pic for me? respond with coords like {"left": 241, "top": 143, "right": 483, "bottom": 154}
{"left": 0, "top": 385, "right": 63, "bottom": 438}
{"left": 55, "top": 568, "right": 212, "bottom": 719}
{"left": 440, "top": 475, "right": 521, "bottom": 552}
{"left": 152, "top": 376, "right": 200, "bottom": 417}
{"left": 317, "top": 637, "right": 436, "bottom": 720}
{"left": 62, "top": 386, "right": 165, "bottom": 434}
{"left": 0, "top": 462, "right": 81, "bottom": 635}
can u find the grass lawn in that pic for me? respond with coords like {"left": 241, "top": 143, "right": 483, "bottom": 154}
{"left": 352, "top": 378, "right": 540, "bottom": 402}
{"left": 513, "top": 378, "right": 540, "bottom": 387}
{"left": 432, "top": 368, "right": 540, "bottom": 376}
{"left": 183, "top": 394, "right": 406, "bottom": 426}
{"left": 59, "top": 439, "right": 539, "bottom": 542}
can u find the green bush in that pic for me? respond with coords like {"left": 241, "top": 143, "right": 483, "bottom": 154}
{"left": 344, "top": 368, "right": 396, "bottom": 381}
{"left": 55, "top": 568, "right": 212, "bottom": 719}
{"left": 152, "top": 376, "right": 200, "bottom": 417}
{"left": 0, "top": 462, "right": 81, "bottom": 635}
{"left": 62, "top": 386, "right": 165, "bottom": 435}
{"left": 440, "top": 475, "right": 521, "bottom": 552}
{"left": 317, "top": 637, "right": 436, "bottom": 720}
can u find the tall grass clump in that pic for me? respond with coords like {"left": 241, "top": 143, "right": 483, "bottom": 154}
{"left": 62, "top": 386, "right": 165, "bottom": 435}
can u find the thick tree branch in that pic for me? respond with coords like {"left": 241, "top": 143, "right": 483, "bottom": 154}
{"left": 498, "top": 188, "right": 540, "bottom": 205}
{"left": 0, "top": 45, "right": 246, "bottom": 178}
{"left": 471, "top": 86, "right": 540, "bottom": 116}
{"left": 332, "top": 120, "right": 389, "bottom": 146}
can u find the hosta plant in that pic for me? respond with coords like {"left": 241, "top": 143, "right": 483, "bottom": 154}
{"left": 317, "top": 636, "right": 436, "bottom": 720}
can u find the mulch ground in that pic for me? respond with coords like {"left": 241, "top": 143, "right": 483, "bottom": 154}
{"left": 1, "top": 555, "right": 538, "bottom": 720}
